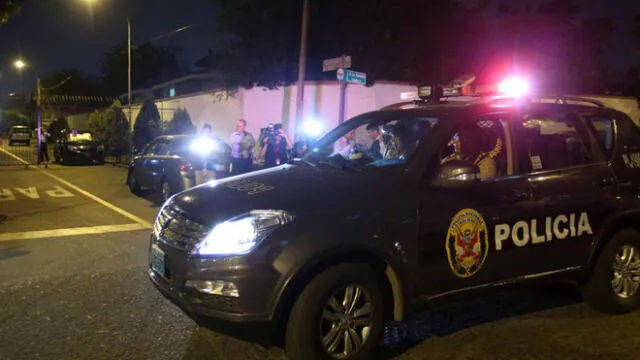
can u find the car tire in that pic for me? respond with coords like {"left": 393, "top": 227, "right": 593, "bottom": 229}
{"left": 581, "top": 229, "right": 640, "bottom": 314}
{"left": 160, "top": 178, "right": 174, "bottom": 202}
{"left": 127, "top": 170, "right": 144, "bottom": 196}
{"left": 284, "top": 263, "right": 386, "bottom": 360}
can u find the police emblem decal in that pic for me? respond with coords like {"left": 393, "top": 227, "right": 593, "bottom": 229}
{"left": 445, "top": 208, "right": 489, "bottom": 278}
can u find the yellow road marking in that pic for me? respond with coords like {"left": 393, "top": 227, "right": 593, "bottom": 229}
{"left": 0, "top": 223, "right": 149, "bottom": 242}
{"left": 0, "top": 147, "right": 153, "bottom": 228}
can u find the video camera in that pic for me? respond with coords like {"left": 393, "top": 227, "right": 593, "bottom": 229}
{"left": 259, "top": 123, "right": 284, "bottom": 146}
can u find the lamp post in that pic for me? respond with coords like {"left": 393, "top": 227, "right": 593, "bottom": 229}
{"left": 295, "top": 0, "right": 310, "bottom": 136}
{"left": 14, "top": 59, "right": 42, "bottom": 166}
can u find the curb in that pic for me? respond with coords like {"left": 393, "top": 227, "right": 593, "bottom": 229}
{"left": 105, "top": 160, "right": 129, "bottom": 169}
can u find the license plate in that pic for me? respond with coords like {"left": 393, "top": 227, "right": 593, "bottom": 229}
{"left": 151, "top": 245, "right": 166, "bottom": 276}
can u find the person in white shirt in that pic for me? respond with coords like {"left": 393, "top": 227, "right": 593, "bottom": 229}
{"left": 229, "top": 119, "right": 256, "bottom": 175}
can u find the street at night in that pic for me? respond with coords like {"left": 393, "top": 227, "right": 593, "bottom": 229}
{"left": 1, "top": 154, "right": 640, "bottom": 359}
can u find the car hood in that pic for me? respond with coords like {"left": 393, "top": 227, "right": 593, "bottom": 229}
{"left": 168, "top": 163, "right": 400, "bottom": 226}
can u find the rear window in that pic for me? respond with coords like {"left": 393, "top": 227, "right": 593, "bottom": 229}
{"left": 12, "top": 127, "right": 28, "bottom": 133}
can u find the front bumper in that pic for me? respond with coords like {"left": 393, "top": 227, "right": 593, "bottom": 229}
{"left": 147, "top": 235, "right": 283, "bottom": 323}
{"left": 64, "top": 150, "right": 104, "bottom": 164}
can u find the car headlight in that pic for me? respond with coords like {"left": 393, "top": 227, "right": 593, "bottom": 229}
{"left": 194, "top": 210, "right": 295, "bottom": 256}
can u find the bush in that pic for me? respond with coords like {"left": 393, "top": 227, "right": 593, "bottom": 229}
{"left": 132, "top": 100, "right": 161, "bottom": 152}
{"left": 167, "top": 108, "right": 196, "bottom": 135}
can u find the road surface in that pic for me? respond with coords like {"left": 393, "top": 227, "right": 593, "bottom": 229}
{"left": 0, "top": 146, "right": 639, "bottom": 360}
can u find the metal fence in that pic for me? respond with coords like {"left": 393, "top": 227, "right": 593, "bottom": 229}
{"left": 0, "top": 137, "right": 45, "bottom": 166}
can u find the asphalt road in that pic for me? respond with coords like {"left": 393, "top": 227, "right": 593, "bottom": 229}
{"left": 1, "top": 146, "right": 640, "bottom": 360}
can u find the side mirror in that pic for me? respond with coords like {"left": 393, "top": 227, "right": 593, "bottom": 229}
{"left": 432, "top": 159, "right": 481, "bottom": 188}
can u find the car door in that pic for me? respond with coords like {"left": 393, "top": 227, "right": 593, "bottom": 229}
{"left": 416, "top": 110, "right": 537, "bottom": 297}
{"left": 508, "top": 105, "right": 617, "bottom": 274}
{"left": 134, "top": 139, "right": 160, "bottom": 187}
{"left": 141, "top": 138, "right": 171, "bottom": 189}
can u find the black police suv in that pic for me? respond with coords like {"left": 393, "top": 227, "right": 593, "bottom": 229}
{"left": 127, "top": 134, "right": 231, "bottom": 201}
{"left": 148, "top": 84, "right": 640, "bottom": 360}
{"left": 53, "top": 130, "right": 105, "bottom": 165}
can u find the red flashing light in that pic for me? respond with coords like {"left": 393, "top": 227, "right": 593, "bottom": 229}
{"left": 178, "top": 160, "right": 192, "bottom": 172}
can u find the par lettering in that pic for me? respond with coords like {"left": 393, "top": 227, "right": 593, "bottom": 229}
{"left": 0, "top": 186, "right": 75, "bottom": 201}
{"left": 495, "top": 212, "right": 593, "bottom": 251}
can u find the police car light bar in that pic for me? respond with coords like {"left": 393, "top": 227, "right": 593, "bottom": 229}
{"left": 497, "top": 77, "right": 529, "bottom": 97}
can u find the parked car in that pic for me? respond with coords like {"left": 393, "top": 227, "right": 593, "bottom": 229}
{"left": 127, "top": 135, "right": 232, "bottom": 201}
{"left": 8, "top": 125, "right": 31, "bottom": 146}
{"left": 148, "top": 79, "right": 640, "bottom": 360}
{"left": 53, "top": 130, "right": 105, "bottom": 165}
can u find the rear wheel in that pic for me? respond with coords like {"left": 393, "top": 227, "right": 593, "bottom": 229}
{"left": 285, "top": 263, "right": 386, "bottom": 360}
{"left": 581, "top": 229, "right": 640, "bottom": 314}
{"left": 127, "top": 170, "right": 143, "bottom": 196}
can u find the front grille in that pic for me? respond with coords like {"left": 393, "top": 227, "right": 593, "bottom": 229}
{"left": 153, "top": 204, "right": 210, "bottom": 251}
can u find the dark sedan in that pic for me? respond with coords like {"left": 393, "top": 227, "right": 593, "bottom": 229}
{"left": 54, "top": 130, "right": 105, "bottom": 165}
{"left": 126, "top": 134, "right": 232, "bottom": 201}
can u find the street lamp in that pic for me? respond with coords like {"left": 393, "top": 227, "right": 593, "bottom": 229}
{"left": 13, "top": 58, "right": 43, "bottom": 166}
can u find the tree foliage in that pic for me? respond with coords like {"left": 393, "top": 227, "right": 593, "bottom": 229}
{"left": 0, "top": 0, "right": 26, "bottom": 24}
{"left": 101, "top": 42, "right": 182, "bottom": 96}
{"left": 87, "top": 100, "right": 130, "bottom": 157}
{"left": 207, "top": 0, "right": 617, "bottom": 93}
{"left": 132, "top": 100, "right": 161, "bottom": 152}
{"left": 167, "top": 108, "right": 196, "bottom": 135}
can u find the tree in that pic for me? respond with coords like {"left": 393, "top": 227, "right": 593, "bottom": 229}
{"left": 48, "top": 116, "right": 70, "bottom": 138}
{"left": 132, "top": 100, "right": 161, "bottom": 152}
{"left": 167, "top": 108, "right": 196, "bottom": 135}
{"left": 86, "top": 100, "right": 131, "bottom": 158}
{"left": 101, "top": 42, "right": 183, "bottom": 96}
{"left": 0, "top": 0, "right": 26, "bottom": 24}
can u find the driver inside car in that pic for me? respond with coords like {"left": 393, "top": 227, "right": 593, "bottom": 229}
{"left": 443, "top": 125, "right": 500, "bottom": 180}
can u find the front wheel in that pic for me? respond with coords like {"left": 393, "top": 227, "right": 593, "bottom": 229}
{"left": 581, "top": 229, "right": 640, "bottom": 314}
{"left": 285, "top": 263, "right": 386, "bottom": 360}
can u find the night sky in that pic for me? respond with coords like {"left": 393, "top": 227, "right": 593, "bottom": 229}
{"left": 0, "top": 0, "right": 639, "bottom": 97}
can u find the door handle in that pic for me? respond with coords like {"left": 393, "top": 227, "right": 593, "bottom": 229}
{"left": 503, "top": 190, "right": 529, "bottom": 204}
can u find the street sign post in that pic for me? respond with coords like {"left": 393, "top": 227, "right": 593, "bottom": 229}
{"left": 323, "top": 55, "right": 351, "bottom": 72}
{"left": 334, "top": 66, "right": 367, "bottom": 124}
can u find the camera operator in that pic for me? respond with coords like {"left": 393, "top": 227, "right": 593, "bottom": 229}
{"left": 260, "top": 123, "right": 292, "bottom": 168}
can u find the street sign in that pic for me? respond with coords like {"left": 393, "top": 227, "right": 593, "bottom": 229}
{"left": 323, "top": 56, "right": 351, "bottom": 72}
{"left": 340, "top": 69, "right": 366, "bottom": 85}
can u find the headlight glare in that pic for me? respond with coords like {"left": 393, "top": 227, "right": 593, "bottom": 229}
{"left": 195, "top": 210, "right": 294, "bottom": 256}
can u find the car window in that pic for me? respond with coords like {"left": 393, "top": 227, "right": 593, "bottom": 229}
{"left": 586, "top": 116, "right": 614, "bottom": 158}
{"left": 154, "top": 139, "right": 170, "bottom": 156}
{"left": 439, "top": 117, "right": 510, "bottom": 181}
{"left": 143, "top": 139, "right": 161, "bottom": 155}
{"left": 168, "top": 137, "right": 193, "bottom": 157}
{"left": 304, "top": 114, "right": 438, "bottom": 169}
{"left": 513, "top": 111, "right": 597, "bottom": 173}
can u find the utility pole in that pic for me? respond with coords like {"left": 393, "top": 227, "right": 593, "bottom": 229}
{"left": 127, "top": 17, "right": 132, "bottom": 130}
{"left": 36, "top": 77, "right": 42, "bottom": 166}
{"left": 295, "top": 0, "right": 310, "bottom": 135}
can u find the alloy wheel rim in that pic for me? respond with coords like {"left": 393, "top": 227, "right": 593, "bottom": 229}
{"left": 612, "top": 244, "right": 640, "bottom": 299}
{"left": 319, "top": 284, "right": 373, "bottom": 359}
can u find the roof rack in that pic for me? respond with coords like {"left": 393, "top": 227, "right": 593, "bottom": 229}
{"left": 533, "top": 96, "right": 606, "bottom": 108}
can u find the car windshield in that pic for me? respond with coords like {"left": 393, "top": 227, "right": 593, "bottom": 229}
{"left": 169, "top": 137, "right": 196, "bottom": 157}
{"left": 302, "top": 112, "right": 439, "bottom": 170}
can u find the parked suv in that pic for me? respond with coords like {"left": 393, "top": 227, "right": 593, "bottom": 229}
{"left": 8, "top": 125, "right": 31, "bottom": 146}
{"left": 148, "top": 79, "right": 640, "bottom": 360}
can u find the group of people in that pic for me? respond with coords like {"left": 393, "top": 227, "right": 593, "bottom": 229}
{"left": 194, "top": 119, "right": 311, "bottom": 185}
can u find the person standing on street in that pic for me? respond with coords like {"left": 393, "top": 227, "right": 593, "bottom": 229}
{"left": 229, "top": 119, "right": 256, "bottom": 176}
{"left": 261, "top": 123, "right": 292, "bottom": 168}
{"left": 38, "top": 127, "right": 50, "bottom": 163}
